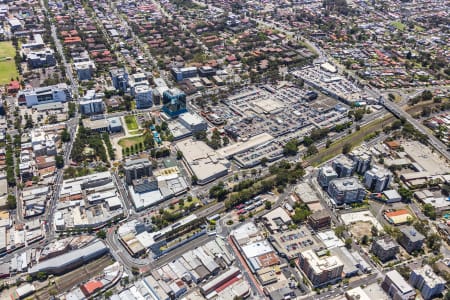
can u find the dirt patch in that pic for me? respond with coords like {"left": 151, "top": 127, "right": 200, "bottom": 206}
{"left": 349, "top": 221, "right": 373, "bottom": 240}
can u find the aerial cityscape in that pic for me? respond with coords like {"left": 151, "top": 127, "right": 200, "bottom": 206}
{"left": 0, "top": 0, "right": 449, "bottom": 299}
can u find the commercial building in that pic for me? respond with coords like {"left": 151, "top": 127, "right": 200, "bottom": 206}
{"left": 384, "top": 209, "right": 414, "bottom": 225}
{"left": 200, "top": 266, "right": 240, "bottom": 296}
{"left": 28, "top": 240, "right": 109, "bottom": 275}
{"left": 123, "top": 158, "right": 152, "bottom": 185}
{"left": 18, "top": 83, "right": 70, "bottom": 107}
{"left": 409, "top": 265, "right": 446, "bottom": 300}
{"left": 178, "top": 112, "right": 207, "bottom": 133}
{"left": 327, "top": 177, "right": 367, "bottom": 206}
{"left": 308, "top": 210, "right": 331, "bottom": 231}
{"left": 398, "top": 226, "right": 425, "bottom": 254}
{"left": 171, "top": 67, "right": 198, "bottom": 82}
{"left": 364, "top": 167, "right": 392, "bottom": 192}
{"left": 176, "top": 139, "right": 230, "bottom": 185}
{"left": 134, "top": 85, "right": 153, "bottom": 109}
{"left": 27, "top": 48, "right": 56, "bottom": 68}
{"left": 82, "top": 118, "right": 109, "bottom": 132}
{"left": 74, "top": 61, "right": 96, "bottom": 81}
{"left": 382, "top": 270, "right": 416, "bottom": 300}
{"left": 371, "top": 236, "right": 399, "bottom": 262}
{"left": 162, "top": 88, "right": 187, "bottom": 118}
{"left": 79, "top": 98, "right": 105, "bottom": 115}
{"left": 110, "top": 68, "right": 128, "bottom": 91}
{"left": 332, "top": 155, "right": 356, "bottom": 178}
{"left": 299, "top": 249, "right": 344, "bottom": 288}
{"left": 318, "top": 166, "right": 338, "bottom": 188}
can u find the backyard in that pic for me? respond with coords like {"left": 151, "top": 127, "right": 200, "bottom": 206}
{"left": 0, "top": 41, "right": 18, "bottom": 84}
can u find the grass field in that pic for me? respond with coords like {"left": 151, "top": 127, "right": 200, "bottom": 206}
{"left": 391, "top": 21, "right": 406, "bottom": 31}
{"left": 124, "top": 115, "right": 139, "bottom": 131}
{"left": 118, "top": 134, "right": 146, "bottom": 148}
{"left": 0, "top": 41, "right": 18, "bottom": 84}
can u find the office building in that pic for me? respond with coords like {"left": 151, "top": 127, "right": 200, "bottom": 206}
{"left": 74, "top": 61, "right": 96, "bottom": 81}
{"left": 318, "top": 166, "right": 338, "bottom": 188}
{"left": 171, "top": 67, "right": 198, "bottom": 82}
{"left": 108, "top": 117, "right": 122, "bottom": 133}
{"left": 18, "top": 83, "right": 70, "bottom": 107}
{"left": 129, "top": 73, "right": 149, "bottom": 95}
{"left": 349, "top": 148, "right": 372, "bottom": 174}
{"left": 382, "top": 270, "right": 416, "bottom": 300}
{"left": 79, "top": 98, "right": 104, "bottom": 115}
{"left": 27, "top": 48, "right": 56, "bottom": 68}
{"left": 409, "top": 265, "right": 446, "bottom": 300}
{"left": 124, "top": 158, "right": 152, "bottom": 185}
{"left": 371, "top": 236, "right": 399, "bottom": 262}
{"left": 135, "top": 85, "right": 153, "bottom": 109}
{"left": 299, "top": 249, "right": 344, "bottom": 288}
{"left": 398, "top": 226, "right": 425, "bottom": 254}
{"left": 364, "top": 167, "right": 392, "bottom": 192}
{"left": 332, "top": 155, "right": 356, "bottom": 177}
{"left": 327, "top": 177, "right": 367, "bottom": 205}
{"left": 110, "top": 68, "right": 128, "bottom": 91}
{"left": 198, "top": 66, "right": 216, "bottom": 77}
{"left": 178, "top": 112, "right": 207, "bottom": 133}
{"left": 162, "top": 88, "right": 187, "bottom": 118}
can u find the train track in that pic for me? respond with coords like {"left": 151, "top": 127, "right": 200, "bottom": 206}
{"left": 34, "top": 255, "right": 114, "bottom": 300}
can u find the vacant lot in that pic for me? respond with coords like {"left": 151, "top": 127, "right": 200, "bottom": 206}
{"left": 124, "top": 115, "right": 139, "bottom": 131}
{"left": 0, "top": 41, "right": 18, "bottom": 84}
{"left": 349, "top": 221, "right": 373, "bottom": 241}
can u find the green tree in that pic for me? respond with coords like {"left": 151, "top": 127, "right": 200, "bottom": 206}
{"left": 96, "top": 229, "right": 106, "bottom": 239}
{"left": 55, "top": 155, "right": 64, "bottom": 168}
{"left": 61, "top": 128, "right": 71, "bottom": 142}
{"left": 345, "top": 238, "right": 352, "bottom": 249}
{"left": 283, "top": 139, "right": 299, "bottom": 156}
{"left": 7, "top": 195, "right": 16, "bottom": 209}
{"left": 264, "top": 200, "right": 272, "bottom": 210}
{"left": 334, "top": 225, "right": 346, "bottom": 238}
{"left": 176, "top": 150, "right": 183, "bottom": 160}
{"left": 36, "top": 272, "right": 48, "bottom": 281}
{"left": 423, "top": 204, "right": 436, "bottom": 220}
{"left": 342, "top": 142, "right": 352, "bottom": 154}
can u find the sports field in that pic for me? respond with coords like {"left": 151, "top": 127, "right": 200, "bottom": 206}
{"left": 0, "top": 41, "right": 18, "bottom": 84}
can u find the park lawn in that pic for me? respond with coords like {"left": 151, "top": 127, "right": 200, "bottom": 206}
{"left": 124, "top": 115, "right": 139, "bottom": 131}
{"left": 166, "top": 197, "right": 201, "bottom": 214}
{"left": 391, "top": 21, "right": 406, "bottom": 31}
{"left": 118, "top": 134, "right": 145, "bottom": 149}
{"left": 0, "top": 41, "right": 18, "bottom": 84}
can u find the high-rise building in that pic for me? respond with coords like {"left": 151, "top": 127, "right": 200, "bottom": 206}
{"left": 409, "top": 265, "right": 446, "bottom": 300}
{"left": 134, "top": 85, "right": 153, "bottom": 109}
{"left": 364, "top": 167, "right": 392, "bottom": 192}
{"left": 318, "top": 166, "right": 338, "bottom": 188}
{"left": 110, "top": 68, "right": 128, "bottom": 91}
{"left": 74, "top": 61, "right": 96, "bottom": 81}
{"left": 382, "top": 270, "right": 416, "bottom": 300}
{"left": 332, "top": 155, "right": 356, "bottom": 178}
{"left": 79, "top": 98, "right": 104, "bottom": 115}
{"left": 162, "top": 88, "right": 187, "bottom": 118}
{"left": 124, "top": 158, "right": 152, "bottom": 185}
{"left": 327, "top": 177, "right": 366, "bottom": 205}
{"left": 349, "top": 147, "right": 372, "bottom": 174}
{"left": 299, "top": 249, "right": 344, "bottom": 288}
